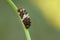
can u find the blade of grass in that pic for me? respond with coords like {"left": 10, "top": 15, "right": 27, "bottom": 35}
{"left": 6, "top": 0, "right": 31, "bottom": 40}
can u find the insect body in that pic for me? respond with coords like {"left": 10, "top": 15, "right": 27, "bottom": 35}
{"left": 18, "top": 8, "right": 31, "bottom": 29}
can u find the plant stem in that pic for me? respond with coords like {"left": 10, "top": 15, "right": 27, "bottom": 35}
{"left": 7, "top": 0, "right": 31, "bottom": 40}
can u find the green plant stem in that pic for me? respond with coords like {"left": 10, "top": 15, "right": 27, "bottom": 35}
{"left": 7, "top": 0, "right": 31, "bottom": 40}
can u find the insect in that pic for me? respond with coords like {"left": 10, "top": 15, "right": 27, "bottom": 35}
{"left": 18, "top": 8, "right": 31, "bottom": 29}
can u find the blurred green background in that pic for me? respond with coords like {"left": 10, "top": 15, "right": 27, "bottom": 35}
{"left": 0, "top": 0, "right": 60, "bottom": 40}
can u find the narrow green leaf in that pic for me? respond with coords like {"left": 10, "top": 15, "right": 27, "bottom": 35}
{"left": 6, "top": 0, "right": 31, "bottom": 40}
